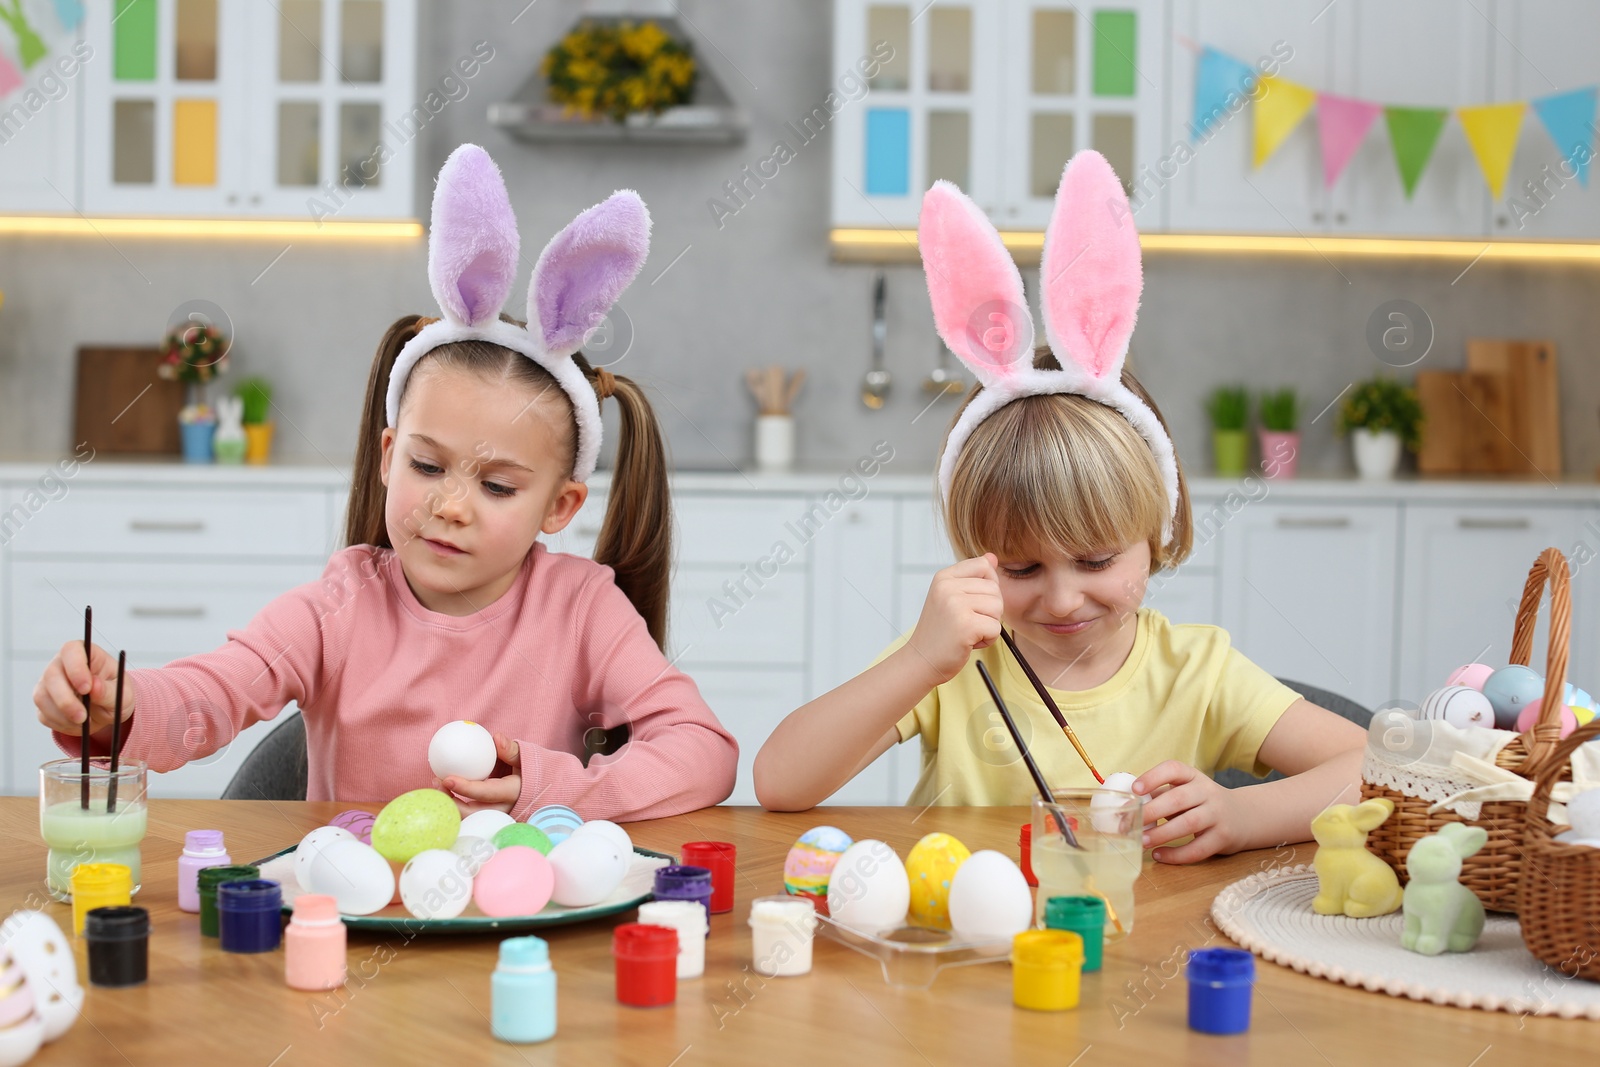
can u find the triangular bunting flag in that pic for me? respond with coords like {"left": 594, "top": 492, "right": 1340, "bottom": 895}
{"left": 1191, "top": 47, "right": 1258, "bottom": 140}
{"left": 1385, "top": 107, "right": 1450, "bottom": 198}
{"left": 1459, "top": 102, "right": 1527, "bottom": 199}
{"left": 1532, "top": 87, "right": 1597, "bottom": 187}
{"left": 1318, "top": 93, "right": 1382, "bottom": 188}
{"left": 1253, "top": 77, "right": 1317, "bottom": 168}
{"left": 0, "top": 52, "right": 20, "bottom": 98}
{"left": 52, "top": 0, "right": 83, "bottom": 30}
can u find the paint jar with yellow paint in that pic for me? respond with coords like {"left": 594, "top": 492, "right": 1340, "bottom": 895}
{"left": 1011, "top": 929, "right": 1084, "bottom": 1011}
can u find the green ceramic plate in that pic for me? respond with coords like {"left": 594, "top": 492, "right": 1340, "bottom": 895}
{"left": 250, "top": 843, "right": 676, "bottom": 935}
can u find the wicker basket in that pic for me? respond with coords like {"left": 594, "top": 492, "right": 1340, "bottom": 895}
{"left": 1362, "top": 547, "right": 1575, "bottom": 914}
{"left": 1519, "top": 718, "right": 1600, "bottom": 979}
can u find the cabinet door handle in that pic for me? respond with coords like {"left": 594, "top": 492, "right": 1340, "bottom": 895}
{"left": 129, "top": 519, "right": 206, "bottom": 532}
{"left": 1276, "top": 516, "right": 1351, "bottom": 529}
{"left": 1458, "top": 516, "right": 1531, "bottom": 530}
{"left": 129, "top": 605, "right": 207, "bottom": 618}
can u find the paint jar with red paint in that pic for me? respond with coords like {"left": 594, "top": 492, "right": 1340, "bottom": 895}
{"left": 612, "top": 923, "right": 678, "bottom": 1007}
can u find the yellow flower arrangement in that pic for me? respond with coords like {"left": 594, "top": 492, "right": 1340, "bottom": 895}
{"left": 541, "top": 20, "right": 697, "bottom": 123}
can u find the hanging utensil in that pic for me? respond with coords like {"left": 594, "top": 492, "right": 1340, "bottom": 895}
{"left": 862, "top": 272, "right": 890, "bottom": 409}
{"left": 922, "top": 337, "right": 965, "bottom": 397}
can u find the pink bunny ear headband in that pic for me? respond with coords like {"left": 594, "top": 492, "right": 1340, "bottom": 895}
{"left": 920, "top": 149, "right": 1179, "bottom": 547}
{"left": 385, "top": 143, "right": 651, "bottom": 482}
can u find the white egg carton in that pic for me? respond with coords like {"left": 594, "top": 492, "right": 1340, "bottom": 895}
{"left": 815, "top": 916, "right": 1011, "bottom": 989}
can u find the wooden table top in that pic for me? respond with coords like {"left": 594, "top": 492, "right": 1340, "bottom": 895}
{"left": 1, "top": 798, "right": 1595, "bottom": 1064}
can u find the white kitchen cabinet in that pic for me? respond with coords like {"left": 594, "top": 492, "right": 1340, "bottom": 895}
{"left": 1144, "top": 566, "right": 1218, "bottom": 627}
{"left": 810, "top": 496, "right": 899, "bottom": 694}
{"left": 0, "top": 37, "right": 85, "bottom": 213}
{"left": 1167, "top": 0, "right": 1336, "bottom": 234}
{"left": 1487, "top": 0, "right": 1600, "bottom": 239}
{"left": 1397, "top": 502, "right": 1587, "bottom": 698}
{"left": 692, "top": 667, "right": 803, "bottom": 807}
{"left": 80, "top": 0, "right": 416, "bottom": 218}
{"left": 832, "top": 0, "right": 1164, "bottom": 230}
{"left": 1219, "top": 502, "right": 1400, "bottom": 708}
{"left": 1329, "top": 0, "right": 1492, "bottom": 237}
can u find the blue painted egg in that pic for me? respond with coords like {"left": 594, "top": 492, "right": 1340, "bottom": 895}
{"left": 1482, "top": 665, "right": 1545, "bottom": 730}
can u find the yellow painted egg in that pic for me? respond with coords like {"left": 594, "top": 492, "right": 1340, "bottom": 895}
{"left": 905, "top": 832, "right": 971, "bottom": 929}
{"left": 371, "top": 789, "right": 461, "bottom": 864}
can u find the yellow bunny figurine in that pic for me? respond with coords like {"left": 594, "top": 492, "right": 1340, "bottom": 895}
{"left": 1311, "top": 798, "right": 1403, "bottom": 918}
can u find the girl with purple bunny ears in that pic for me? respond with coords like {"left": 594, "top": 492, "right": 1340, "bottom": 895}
{"left": 757, "top": 151, "right": 1364, "bottom": 862}
{"left": 37, "top": 144, "right": 739, "bottom": 821}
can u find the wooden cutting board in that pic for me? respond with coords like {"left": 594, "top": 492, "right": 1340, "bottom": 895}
{"left": 1466, "top": 338, "right": 1562, "bottom": 477}
{"left": 1415, "top": 368, "right": 1519, "bottom": 473}
{"left": 73, "top": 347, "right": 184, "bottom": 455}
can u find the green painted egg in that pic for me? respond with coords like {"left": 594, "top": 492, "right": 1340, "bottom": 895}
{"left": 493, "top": 822, "right": 554, "bottom": 855}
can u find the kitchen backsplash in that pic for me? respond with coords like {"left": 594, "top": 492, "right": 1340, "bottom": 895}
{"left": 2, "top": 0, "right": 1599, "bottom": 478}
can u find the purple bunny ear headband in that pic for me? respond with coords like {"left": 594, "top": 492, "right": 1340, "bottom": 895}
{"left": 385, "top": 144, "right": 652, "bottom": 482}
{"left": 920, "top": 149, "right": 1178, "bottom": 547}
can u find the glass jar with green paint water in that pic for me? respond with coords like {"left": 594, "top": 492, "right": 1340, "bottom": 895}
{"left": 39, "top": 759, "right": 149, "bottom": 902}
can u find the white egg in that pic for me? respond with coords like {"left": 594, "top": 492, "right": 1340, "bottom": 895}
{"left": 1567, "top": 789, "right": 1600, "bottom": 838}
{"left": 547, "top": 833, "right": 629, "bottom": 907}
{"left": 307, "top": 839, "right": 395, "bottom": 916}
{"left": 458, "top": 808, "right": 516, "bottom": 841}
{"left": 948, "top": 850, "right": 1033, "bottom": 941}
{"left": 399, "top": 848, "right": 473, "bottom": 919}
{"left": 294, "top": 825, "right": 357, "bottom": 889}
{"left": 1091, "top": 771, "right": 1139, "bottom": 832}
{"left": 450, "top": 834, "right": 496, "bottom": 877}
{"left": 571, "top": 819, "right": 632, "bottom": 856}
{"left": 428, "top": 720, "right": 498, "bottom": 781}
{"left": 826, "top": 839, "right": 910, "bottom": 935}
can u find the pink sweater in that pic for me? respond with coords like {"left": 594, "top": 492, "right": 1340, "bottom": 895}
{"left": 55, "top": 544, "right": 739, "bottom": 820}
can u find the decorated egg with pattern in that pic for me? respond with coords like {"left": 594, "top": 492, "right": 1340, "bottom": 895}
{"left": 905, "top": 833, "right": 970, "bottom": 930}
{"left": 330, "top": 809, "right": 376, "bottom": 845}
{"left": 1419, "top": 686, "right": 1495, "bottom": 730}
{"left": 528, "top": 804, "right": 584, "bottom": 845}
{"left": 784, "top": 826, "right": 854, "bottom": 898}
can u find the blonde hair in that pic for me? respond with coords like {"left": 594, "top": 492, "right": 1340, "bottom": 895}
{"left": 943, "top": 349, "right": 1193, "bottom": 573}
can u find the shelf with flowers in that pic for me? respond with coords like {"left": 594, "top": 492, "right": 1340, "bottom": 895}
{"left": 158, "top": 322, "right": 230, "bottom": 463}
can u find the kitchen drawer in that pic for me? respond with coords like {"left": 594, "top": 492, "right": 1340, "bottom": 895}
{"left": 7, "top": 653, "right": 275, "bottom": 799}
{"left": 10, "top": 560, "right": 326, "bottom": 657}
{"left": 675, "top": 494, "right": 812, "bottom": 566}
{"left": 4, "top": 487, "right": 329, "bottom": 559}
{"left": 668, "top": 567, "right": 807, "bottom": 668}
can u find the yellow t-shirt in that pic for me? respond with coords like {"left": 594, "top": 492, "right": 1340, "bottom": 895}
{"left": 886, "top": 608, "right": 1301, "bottom": 806}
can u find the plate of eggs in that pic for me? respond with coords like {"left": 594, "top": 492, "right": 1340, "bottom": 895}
{"left": 252, "top": 793, "right": 673, "bottom": 934}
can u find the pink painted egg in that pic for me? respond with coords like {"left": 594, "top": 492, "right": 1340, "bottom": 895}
{"left": 330, "top": 809, "right": 377, "bottom": 845}
{"left": 1515, "top": 698, "right": 1579, "bottom": 739}
{"left": 1445, "top": 663, "right": 1495, "bottom": 691}
{"left": 472, "top": 846, "right": 554, "bottom": 918}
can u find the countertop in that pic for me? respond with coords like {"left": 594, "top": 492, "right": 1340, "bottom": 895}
{"left": 4, "top": 457, "right": 1600, "bottom": 502}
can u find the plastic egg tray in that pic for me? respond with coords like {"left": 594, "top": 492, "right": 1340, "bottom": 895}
{"left": 815, "top": 914, "right": 1011, "bottom": 989}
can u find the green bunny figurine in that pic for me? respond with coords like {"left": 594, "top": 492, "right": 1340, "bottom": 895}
{"left": 1401, "top": 823, "right": 1488, "bottom": 955}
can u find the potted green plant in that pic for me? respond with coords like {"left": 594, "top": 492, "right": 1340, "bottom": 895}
{"left": 1337, "top": 377, "right": 1423, "bottom": 480}
{"left": 236, "top": 377, "right": 275, "bottom": 465}
{"left": 159, "top": 322, "right": 230, "bottom": 463}
{"left": 1206, "top": 385, "right": 1250, "bottom": 476}
{"left": 1258, "top": 387, "right": 1300, "bottom": 479}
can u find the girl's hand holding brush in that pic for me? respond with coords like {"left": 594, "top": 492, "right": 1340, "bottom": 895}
{"left": 34, "top": 639, "right": 138, "bottom": 735}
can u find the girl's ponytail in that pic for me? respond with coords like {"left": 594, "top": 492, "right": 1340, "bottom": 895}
{"left": 576, "top": 355, "right": 672, "bottom": 650}
{"left": 346, "top": 314, "right": 426, "bottom": 550}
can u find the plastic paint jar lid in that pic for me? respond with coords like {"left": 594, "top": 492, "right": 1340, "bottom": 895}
{"left": 1186, "top": 947, "right": 1255, "bottom": 984}
{"left": 1012, "top": 929, "right": 1084, "bottom": 970}
{"left": 653, "top": 866, "right": 712, "bottom": 895}
{"left": 83, "top": 906, "right": 149, "bottom": 942}
{"left": 289, "top": 894, "right": 341, "bottom": 927}
{"left": 1045, "top": 895, "right": 1107, "bottom": 927}
{"left": 71, "top": 864, "right": 131, "bottom": 894}
{"left": 498, "top": 935, "right": 552, "bottom": 974}
{"left": 183, "top": 830, "right": 227, "bottom": 857}
{"left": 613, "top": 922, "right": 678, "bottom": 961}
{"left": 217, "top": 879, "right": 283, "bottom": 914}
{"left": 198, "top": 865, "right": 260, "bottom": 891}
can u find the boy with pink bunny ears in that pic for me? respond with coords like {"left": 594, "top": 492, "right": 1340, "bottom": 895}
{"left": 756, "top": 151, "right": 1365, "bottom": 863}
{"left": 36, "top": 144, "right": 738, "bottom": 821}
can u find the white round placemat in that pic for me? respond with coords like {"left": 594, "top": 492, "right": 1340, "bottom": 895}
{"left": 1210, "top": 863, "right": 1600, "bottom": 1019}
